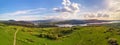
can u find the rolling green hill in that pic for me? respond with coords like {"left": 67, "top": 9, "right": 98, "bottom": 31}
{"left": 0, "top": 23, "right": 120, "bottom": 45}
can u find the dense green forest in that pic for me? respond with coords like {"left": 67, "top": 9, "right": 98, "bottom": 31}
{"left": 0, "top": 23, "right": 120, "bottom": 45}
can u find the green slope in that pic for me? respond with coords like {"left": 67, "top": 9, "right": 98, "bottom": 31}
{"left": 0, "top": 23, "right": 120, "bottom": 45}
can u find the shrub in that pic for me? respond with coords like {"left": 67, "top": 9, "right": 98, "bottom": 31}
{"left": 108, "top": 38, "right": 118, "bottom": 45}
{"left": 26, "top": 39, "right": 34, "bottom": 42}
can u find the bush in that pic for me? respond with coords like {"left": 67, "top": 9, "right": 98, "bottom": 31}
{"left": 108, "top": 38, "right": 118, "bottom": 45}
{"left": 36, "top": 28, "right": 74, "bottom": 40}
{"left": 38, "top": 33, "right": 59, "bottom": 40}
{"left": 60, "top": 30, "right": 73, "bottom": 35}
{"left": 26, "top": 39, "right": 34, "bottom": 42}
{"left": 47, "top": 34, "right": 59, "bottom": 40}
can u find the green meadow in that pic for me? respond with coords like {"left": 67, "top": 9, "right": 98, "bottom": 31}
{"left": 0, "top": 23, "right": 120, "bottom": 45}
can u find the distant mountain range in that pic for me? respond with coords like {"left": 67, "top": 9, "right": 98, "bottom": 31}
{"left": 30, "top": 19, "right": 113, "bottom": 24}
{"left": 0, "top": 19, "right": 119, "bottom": 25}
{"left": 52, "top": 19, "right": 111, "bottom": 24}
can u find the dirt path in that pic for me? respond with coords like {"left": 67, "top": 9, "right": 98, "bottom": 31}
{"left": 13, "top": 29, "right": 19, "bottom": 45}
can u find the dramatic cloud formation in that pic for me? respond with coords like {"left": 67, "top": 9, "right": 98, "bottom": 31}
{"left": 0, "top": 0, "right": 119, "bottom": 20}
{"left": 107, "top": 0, "right": 120, "bottom": 20}
{"left": 53, "top": 0, "right": 80, "bottom": 14}
{"left": 45, "top": 0, "right": 81, "bottom": 20}
{"left": 82, "top": 0, "right": 120, "bottom": 20}
{"left": 46, "top": 0, "right": 112, "bottom": 20}
{"left": 70, "top": 0, "right": 120, "bottom": 20}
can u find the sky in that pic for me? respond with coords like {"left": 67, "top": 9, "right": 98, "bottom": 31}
{"left": 0, "top": 0, "right": 120, "bottom": 21}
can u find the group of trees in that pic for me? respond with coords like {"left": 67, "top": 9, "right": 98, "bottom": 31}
{"left": 36, "top": 27, "right": 77, "bottom": 40}
{"left": 36, "top": 24, "right": 57, "bottom": 28}
{"left": 1, "top": 21, "right": 35, "bottom": 27}
{"left": 1, "top": 21, "right": 57, "bottom": 28}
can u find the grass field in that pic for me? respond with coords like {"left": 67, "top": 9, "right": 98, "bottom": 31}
{"left": 0, "top": 23, "right": 120, "bottom": 45}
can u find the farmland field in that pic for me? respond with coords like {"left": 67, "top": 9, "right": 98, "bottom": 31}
{"left": 0, "top": 23, "right": 120, "bottom": 45}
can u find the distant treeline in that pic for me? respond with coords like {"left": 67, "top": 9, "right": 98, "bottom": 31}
{"left": 0, "top": 21, "right": 57, "bottom": 28}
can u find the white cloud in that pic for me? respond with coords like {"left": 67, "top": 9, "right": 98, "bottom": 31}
{"left": 79, "top": 0, "right": 120, "bottom": 20}
{"left": 46, "top": 0, "right": 108, "bottom": 20}
{"left": 1, "top": 8, "right": 46, "bottom": 16}
{"left": 105, "top": 0, "right": 120, "bottom": 20}
{"left": 47, "top": 0, "right": 81, "bottom": 20}
{"left": 8, "top": 11, "right": 29, "bottom": 15}
{"left": 48, "top": 0, "right": 120, "bottom": 20}
{"left": 0, "top": 8, "right": 47, "bottom": 20}
{"left": 53, "top": 0, "right": 80, "bottom": 14}
{"left": 0, "top": 0, "right": 120, "bottom": 20}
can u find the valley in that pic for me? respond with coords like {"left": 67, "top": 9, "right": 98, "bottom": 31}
{"left": 0, "top": 22, "right": 120, "bottom": 45}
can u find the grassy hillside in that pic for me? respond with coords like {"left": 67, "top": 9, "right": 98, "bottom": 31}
{"left": 0, "top": 23, "right": 120, "bottom": 45}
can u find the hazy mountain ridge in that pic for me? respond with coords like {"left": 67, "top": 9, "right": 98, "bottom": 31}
{"left": 0, "top": 19, "right": 119, "bottom": 25}
{"left": 30, "top": 19, "right": 113, "bottom": 24}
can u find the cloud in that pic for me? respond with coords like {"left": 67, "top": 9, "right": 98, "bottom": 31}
{"left": 50, "top": 0, "right": 120, "bottom": 20}
{"left": 1, "top": 8, "right": 46, "bottom": 16}
{"left": 0, "top": 15, "right": 45, "bottom": 21}
{"left": 81, "top": 0, "right": 120, "bottom": 20}
{"left": 0, "top": 8, "right": 47, "bottom": 20}
{"left": 107, "top": 0, "right": 120, "bottom": 11}
{"left": 44, "top": 0, "right": 81, "bottom": 20}
{"left": 0, "top": 0, "right": 119, "bottom": 20}
{"left": 105, "top": 0, "right": 120, "bottom": 20}
{"left": 8, "top": 11, "right": 29, "bottom": 16}
{"left": 46, "top": 0, "right": 112, "bottom": 20}
{"left": 53, "top": 0, "right": 80, "bottom": 14}
{"left": 82, "top": 12, "right": 110, "bottom": 20}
